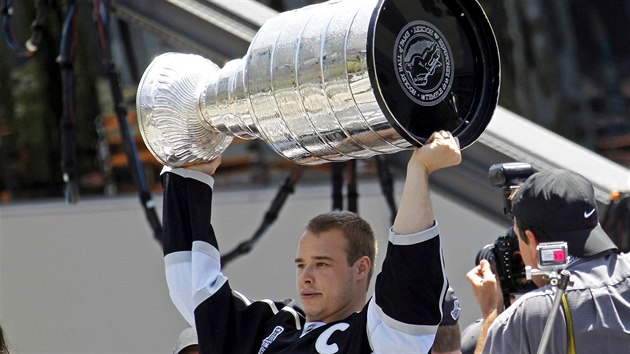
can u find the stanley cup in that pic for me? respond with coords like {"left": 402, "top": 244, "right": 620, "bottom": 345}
{"left": 137, "top": 0, "right": 500, "bottom": 167}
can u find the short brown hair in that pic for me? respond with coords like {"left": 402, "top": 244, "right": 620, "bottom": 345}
{"left": 515, "top": 218, "right": 551, "bottom": 245}
{"left": 306, "top": 211, "right": 377, "bottom": 282}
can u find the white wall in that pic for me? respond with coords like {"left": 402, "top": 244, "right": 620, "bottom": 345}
{"left": 0, "top": 179, "right": 504, "bottom": 353}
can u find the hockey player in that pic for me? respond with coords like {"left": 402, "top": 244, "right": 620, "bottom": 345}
{"left": 160, "top": 130, "right": 461, "bottom": 353}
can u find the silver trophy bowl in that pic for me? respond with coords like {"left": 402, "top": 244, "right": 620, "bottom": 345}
{"left": 137, "top": 0, "right": 500, "bottom": 167}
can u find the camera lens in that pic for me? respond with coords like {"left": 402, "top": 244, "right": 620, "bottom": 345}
{"left": 475, "top": 244, "right": 496, "bottom": 266}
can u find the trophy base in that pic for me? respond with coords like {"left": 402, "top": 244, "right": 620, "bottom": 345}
{"left": 136, "top": 53, "right": 233, "bottom": 167}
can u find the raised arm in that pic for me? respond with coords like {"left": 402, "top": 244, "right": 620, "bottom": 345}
{"left": 368, "top": 130, "right": 462, "bottom": 353}
{"left": 393, "top": 130, "right": 462, "bottom": 234}
{"left": 161, "top": 158, "right": 223, "bottom": 326}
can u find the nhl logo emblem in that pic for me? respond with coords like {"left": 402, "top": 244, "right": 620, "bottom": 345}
{"left": 394, "top": 20, "right": 454, "bottom": 106}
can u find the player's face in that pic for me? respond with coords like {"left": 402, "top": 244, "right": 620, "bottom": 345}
{"left": 295, "top": 229, "right": 363, "bottom": 323}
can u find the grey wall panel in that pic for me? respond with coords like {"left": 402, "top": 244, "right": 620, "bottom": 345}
{"left": 0, "top": 179, "right": 504, "bottom": 353}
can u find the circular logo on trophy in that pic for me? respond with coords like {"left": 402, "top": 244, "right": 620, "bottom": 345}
{"left": 394, "top": 20, "right": 454, "bottom": 106}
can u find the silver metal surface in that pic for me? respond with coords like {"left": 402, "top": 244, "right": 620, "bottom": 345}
{"left": 136, "top": 0, "right": 415, "bottom": 166}
{"left": 137, "top": 53, "right": 233, "bottom": 166}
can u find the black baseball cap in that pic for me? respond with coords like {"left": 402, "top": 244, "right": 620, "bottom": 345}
{"left": 511, "top": 169, "right": 618, "bottom": 258}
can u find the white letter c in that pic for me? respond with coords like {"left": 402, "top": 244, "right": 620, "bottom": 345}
{"left": 315, "top": 322, "right": 350, "bottom": 354}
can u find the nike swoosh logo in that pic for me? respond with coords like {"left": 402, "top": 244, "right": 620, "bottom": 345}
{"left": 584, "top": 208, "right": 596, "bottom": 218}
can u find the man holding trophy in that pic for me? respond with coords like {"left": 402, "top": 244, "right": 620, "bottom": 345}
{"left": 136, "top": 0, "right": 500, "bottom": 352}
{"left": 161, "top": 130, "right": 460, "bottom": 353}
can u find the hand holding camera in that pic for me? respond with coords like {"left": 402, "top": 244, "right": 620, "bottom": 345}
{"left": 466, "top": 259, "right": 504, "bottom": 318}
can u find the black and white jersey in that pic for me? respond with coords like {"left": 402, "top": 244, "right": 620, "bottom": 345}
{"left": 161, "top": 168, "right": 447, "bottom": 354}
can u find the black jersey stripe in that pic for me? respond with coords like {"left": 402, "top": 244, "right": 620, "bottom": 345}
{"left": 370, "top": 297, "right": 439, "bottom": 335}
{"left": 161, "top": 168, "right": 217, "bottom": 255}
{"left": 281, "top": 305, "right": 303, "bottom": 330}
{"left": 375, "top": 226, "right": 445, "bottom": 326}
{"left": 233, "top": 290, "right": 253, "bottom": 306}
{"left": 261, "top": 299, "right": 280, "bottom": 314}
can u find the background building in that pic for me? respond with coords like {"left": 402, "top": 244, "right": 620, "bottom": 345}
{"left": 0, "top": 1, "right": 629, "bottom": 353}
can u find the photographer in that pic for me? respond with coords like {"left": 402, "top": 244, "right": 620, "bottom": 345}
{"left": 467, "top": 169, "right": 630, "bottom": 353}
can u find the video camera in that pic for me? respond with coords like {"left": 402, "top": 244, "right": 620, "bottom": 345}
{"left": 526, "top": 241, "right": 570, "bottom": 285}
{"left": 475, "top": 162, "right": 538, "bottom": 308}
